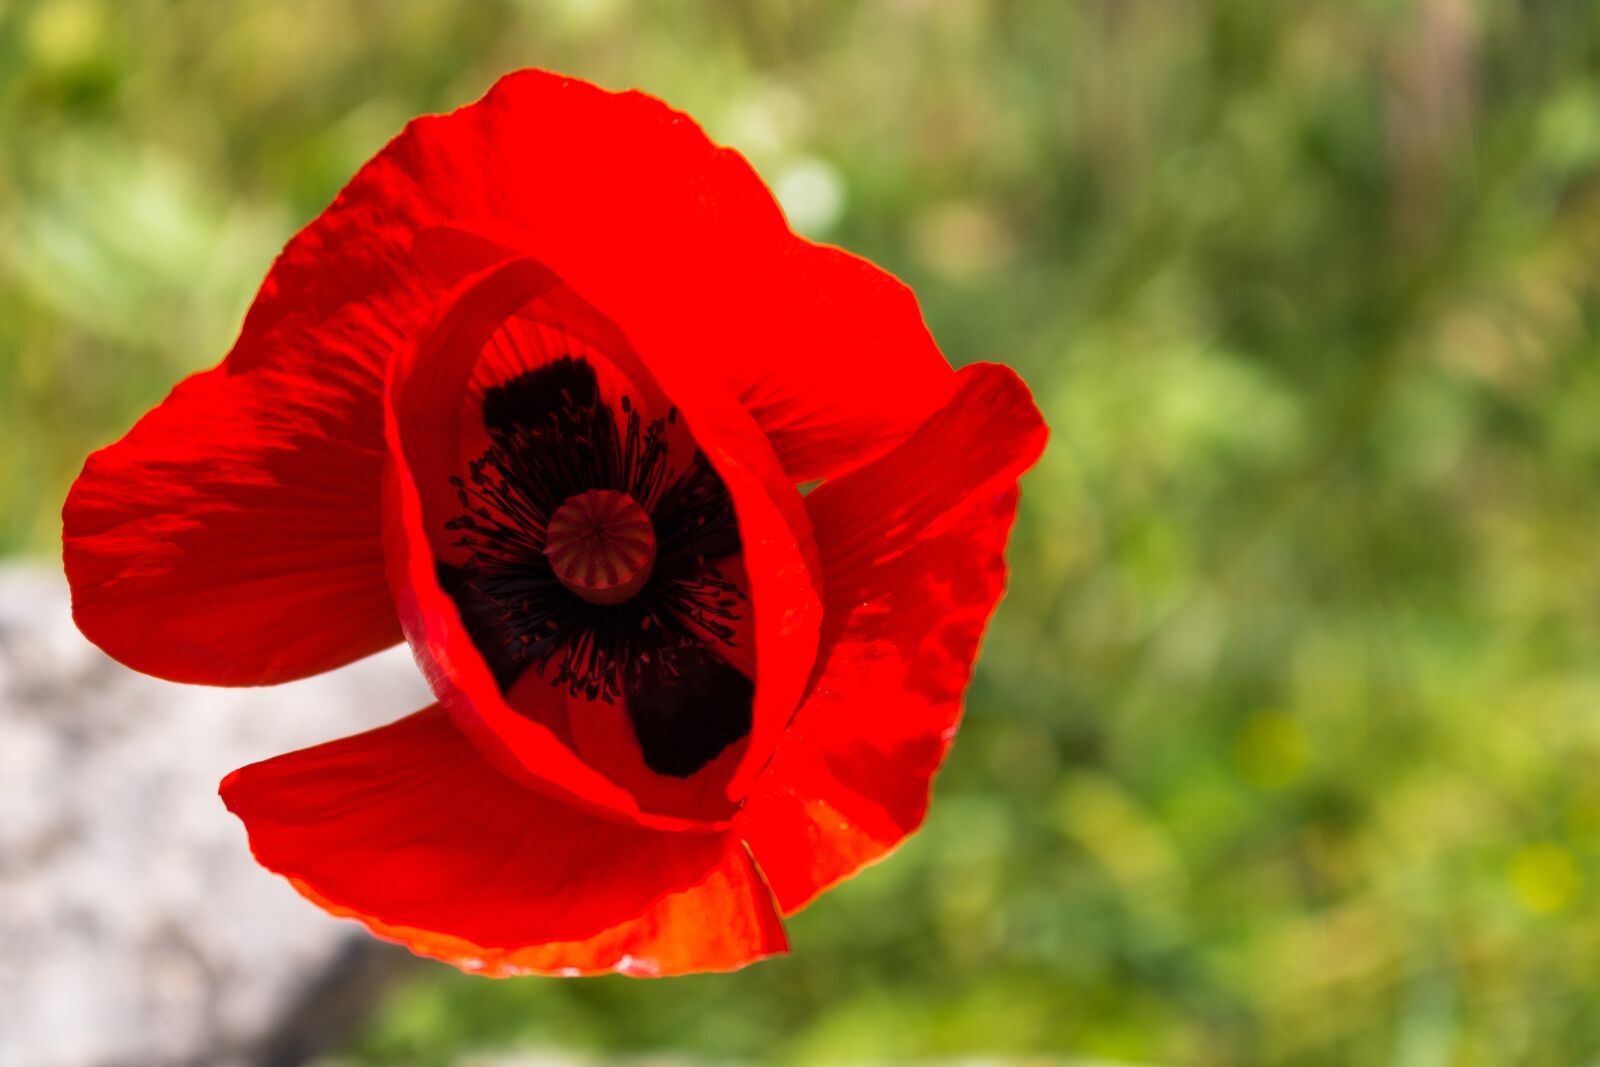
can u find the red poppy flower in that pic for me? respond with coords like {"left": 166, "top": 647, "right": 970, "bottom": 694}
{"left": 61, "top": 70, "right": 1047, "bottom": 976}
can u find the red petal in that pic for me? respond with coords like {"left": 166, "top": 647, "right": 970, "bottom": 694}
{"left": 221, "top": 704, "right": 787, "bottom": 977}
{"left": 416, "top": 217, "right": 956, "bottom": 486}
{"left": 383, "top": 255, "right": 821, "bottom": 829}
{"left": 720, "top": 244, "right": 957, "bottom": 482}
{"left": 66, "top": 68, "right": 935, "bottom": 685}
{"left": 738, "top": 363, "right": 1048, "bottom": 913}
{"left": 62, "top": 365, "right": 397, "bottom": 685}
{"left": 395, "top": 73, "right": 958, "bottom": 482}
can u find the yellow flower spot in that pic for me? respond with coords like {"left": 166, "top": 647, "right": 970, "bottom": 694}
{"left": 1232, "top": 710, "right": 1307, "bottom": 790}
{"left": 1509, "top": 842, "right": 1582, "bottom": 914}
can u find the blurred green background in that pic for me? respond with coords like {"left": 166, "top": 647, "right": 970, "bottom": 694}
{"left": 6, "top": 0, "right": 1600, "bottom": 1064}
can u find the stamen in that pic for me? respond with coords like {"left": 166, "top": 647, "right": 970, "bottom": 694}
{"left": 444, "top": 356, "right": 745, "bottom": 705}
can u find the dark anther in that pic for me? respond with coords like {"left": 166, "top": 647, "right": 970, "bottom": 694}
{"left": 443, "top": 356, "right": 751, "bottom": 776}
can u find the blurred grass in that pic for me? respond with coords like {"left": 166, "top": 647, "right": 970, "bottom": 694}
{"left": 6, "top": 0, "right": 1600, "bottom": 1064}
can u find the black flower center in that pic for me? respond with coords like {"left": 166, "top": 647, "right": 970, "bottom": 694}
{"left": 439, "top": 355, "right": 753, "bottom": 777}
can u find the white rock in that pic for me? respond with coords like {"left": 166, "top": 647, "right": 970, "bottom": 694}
{"left": 0, "top": 562, "right": 433, "bottom": 1067}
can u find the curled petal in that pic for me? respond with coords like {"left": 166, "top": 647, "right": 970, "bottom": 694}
{"left": 221, "top": 704, "right": 787, "bottom": 976}
{"left": 739, "top": 363, "right": 1047, "bottom": 912}
{"left": 383, "top": 254, "right": 820, "bottom": 828}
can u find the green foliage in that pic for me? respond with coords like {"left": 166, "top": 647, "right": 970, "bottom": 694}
{"left": 6, "top": 1, "right": 1600, "bottom": 1063}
